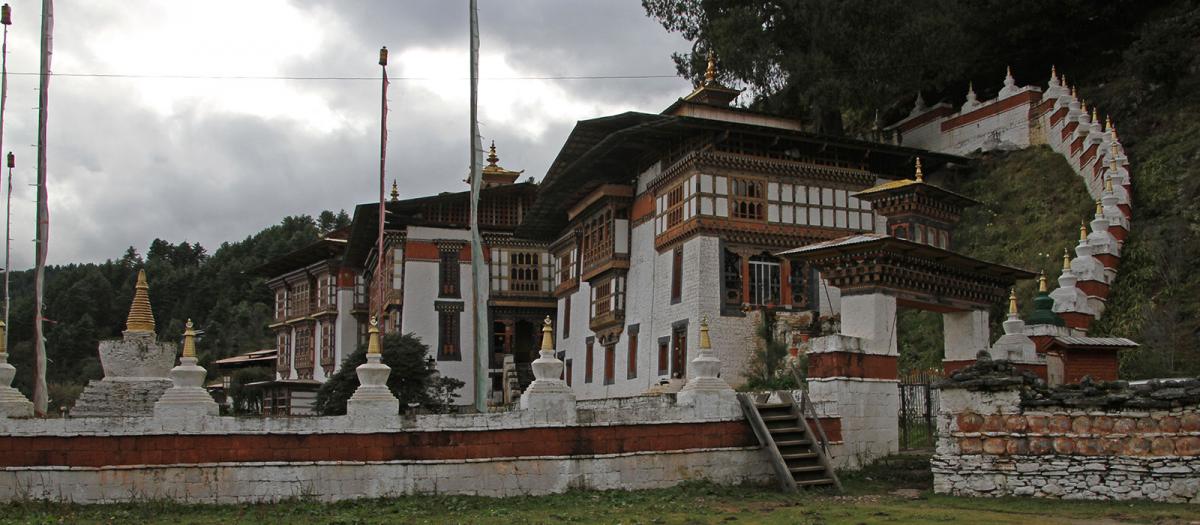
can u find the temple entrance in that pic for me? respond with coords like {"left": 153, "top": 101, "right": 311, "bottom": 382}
{"left": 671, "top": 325, "right": 687, "bottom": 379}
{"left": 898, "top": 368, "right": 939, "bottom": 450}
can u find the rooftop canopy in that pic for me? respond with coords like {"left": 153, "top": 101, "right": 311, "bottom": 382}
{"left": 779, "top": 233, "right": 1035, "bottom": 312}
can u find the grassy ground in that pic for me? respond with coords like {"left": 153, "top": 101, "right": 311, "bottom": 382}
{"left": 5, "top": 456, "right": 1199, "bottom": 525}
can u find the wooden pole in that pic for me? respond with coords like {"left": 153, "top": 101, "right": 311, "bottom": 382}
{"left": 468, "top": 0, "right": 488, "bottom": 412}
{"left": 32, "top": 0, "right": 52, "bottom": 416}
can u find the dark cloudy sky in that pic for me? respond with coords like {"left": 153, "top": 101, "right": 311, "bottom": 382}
{"left": 0, "top": 1, "right": 695, "bottom": 268}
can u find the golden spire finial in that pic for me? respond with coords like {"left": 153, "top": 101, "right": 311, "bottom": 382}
{"left": 1006, "top": 65, "right": 1013, "bottom": 79}
{"left": 1110, "top": 124, "right": 1118, "bottom": 142}
{"left": 699, "top": 316, "right": 711, "bottom": 349}
{"left": 1080, "top": 99, "right": 1088, "bottom": 114}
{"left": 1079, "top": 222, "right": 1088, "bottom": 241}
{"left": 540, "top": 316, "right": 554, "bottom": 352}
{"left": 0, "top": 320, "right": 6, "bottom": 355}
{"left": 1008, "top": 288, "right": 1018, "bottom": 316}
{"left": 704, "top": 52, "right": 716, "bottom": 85}
{"left": 1038, "top": 272, "right": 1048, "bottom": 293}
{"left": 914, "top": 157, "right": 924, "bottom": 182}
{"left": 486, "top": 140, "right": 499, "bottom": 167}
{"left": 125, "top": 269, "right": 156, "bottom": 333}
{"left": 366, "top": 315, "right": 381, "bottom": 356}
{"left": 1050, "top": 64, "right": 1057, "bottom": 80}
{"left": 1104, "top": 175, "right": 1114, "bottom": 193}
{"left": 1062, "top": 74, "right": 1068, "bottom": 88}
{"left": 1095, "top": 200, "right": 1103, "bottom": 217}
{"left": 1091, "top": 107, "right": 1099, "bottom": 123}
{"left": 182, "top": 319, "right": 197, "bottom": 358}
{"left": 1070, "top": 85, "right": 1077, "bottom": 98}
{"left": 390, "top": 180, "right": 399, "bottom": 202}
{"left": 1105, "top": 115, "right": 1112, "bottom": 132}
{"left": 1063, "top": 249, "right": 1072, "bottom": 271}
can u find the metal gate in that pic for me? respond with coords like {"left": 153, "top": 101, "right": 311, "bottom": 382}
{"left": 899, "top": 369, "right": 939, "bottom": 450}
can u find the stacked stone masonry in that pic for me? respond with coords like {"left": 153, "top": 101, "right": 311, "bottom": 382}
{"left": 934, "top": 362, "right": 1200, "bottom": 502}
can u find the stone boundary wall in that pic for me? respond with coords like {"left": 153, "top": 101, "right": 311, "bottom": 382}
{"left": 0, "top": 397, "right": 775, "bottom": 503}
{"left": 933, "top": 363, "right": 1200, "bottom": 502}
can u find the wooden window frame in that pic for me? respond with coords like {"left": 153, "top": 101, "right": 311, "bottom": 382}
{"left": 748, "top": 255, "right": 782, "bottom": 307}
{"left": 438, "top": 249, "right": 461, "bottom": 298}
{"left": 730, "top": 177, "right": 765, "bottom": 220}
{"left": 665, "top": 183, "right": 684, "bottom": 229}
{"left": 603, "top": 344, "right": 615, "bottom": 385}
{"left": 627, "top": 324, "right": 639, "bottom": 380}
{"left": 670, "top": 246, "right": 683, "bottom": 304}
{"left": 436, "top": 302, "right": 463, "bottom": 361}
{"left": 585, "top": 337, "right": 595, "bottom": 383}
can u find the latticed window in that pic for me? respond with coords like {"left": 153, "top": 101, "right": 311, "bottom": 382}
{"left": 491, "top": 249, "right": 552, "bottom": 293}
{"left": 789, "top": 261, "right": 810, "bottom": 309}
{"left": 731, "top": 178, "right": 764, "bottom": 220}
{"left": 276, "top": 332, "right": 291, "bottom": 377}
{"left": 748, "top": 255, "right": 781, "bottom": 306}
{"left": 439, "top": 249, "right": 460, "bottom": 297}
{"left": 592, "top": 279, "right": 612, "bottom": 317}
{"left": 666, "top": 184, "right": 684, "bottom": 229}
{"left": 320, "top": 323, "right": 336, "bottom": 372}
{"left": 580, "top": 209, "right": 613, "bottom": 269}
{"left": 723, "top": 249, "right": 743, "bottom": 308}
{"left": 438, "top": 309, "right": 461, "bottom": 360}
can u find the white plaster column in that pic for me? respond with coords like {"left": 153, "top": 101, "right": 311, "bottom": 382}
{"left": 520, "top": 317, "right": 576, "bottom": 421}
{"left": 347, "top": 317, "right": 399, "bottom": 417}
{"left": 0, "top": 321, "right": 33, "bottom": 418}
{"left": 677, "top": 317, "right": 735, "bottom": 409}
{"left": 154, "top": 319, "right": 219, "bottom": 418}
{"left": 943, "top": 310, "right": 990, "bottom": 362}
{"left": 839, "top": 293, "right": 898, "bottom": 356}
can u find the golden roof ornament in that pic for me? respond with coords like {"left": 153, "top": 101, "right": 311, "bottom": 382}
{"left": 1105, "top": 115, "right": 1112, "bottom": 132}
{"left": 1080, "top": 100, "right": 1088, "bottom": 114}
{"left": 540, "top": 316, "right": 554, "bottom": 352}
{"left": 486, "top": 140, "right": 499, "bottom": 167}
{"left": 703, "top": 52, "right": 716, "bottom": 85}
{"left": 390, "top": 180, "right": 399, "bottom": 202}
{"left": 1008, "top": 288, "right": 1018, "bottom": 316}
{"left": 125, "top": 269, "right": 156, "bottom": 333}
{"left": 1063, "top": 249, "right": 1072, "bottom": 271}
{"left": 1070, "top": 85, "right": 1077, "bottom": 98}
{"left": 699, "top": 316, "right": 711, "bottom": 349}
{"left": 1050, "top": 64, "right": 1057, "bottom": 80}
{"left": 366, "top": 315, "right": 381, "bottom": 356}
{"left": 1038, "top": 272, "right": 1048, "bottom": 293}
{"left": 1091, "top": 107, "right": 1099, "bottom": 123}
{"left": 1104, "top": 175, "right": 1114, "bottom": 193}
{"left": 182, "top": 319, "right": 197, "bottom": 358}
{"left": 1095, "top": 200, "right": 1103, "bottom": 217}
{"left": 914, "top": 157, "right": 924, "bottom": 182}
{"left": 1079, "top": 222, "right": 1088, "bottom": 242}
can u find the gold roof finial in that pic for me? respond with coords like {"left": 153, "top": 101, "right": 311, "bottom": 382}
{"left": 486, "top": 140, "right": 499, "bottom": 167}
{"left": 1091, "top": 107, "right": 1099, "bottom": 123}
{"left": 540, "top": 316, "right": 554, "bottom": 352}
{"left": 125, "top": 269, "right": 156, "bottom": 333}
{"left": 704, "top": 52, "right": 716, "bottom": 85}
{"left": 1008, "top": 288, "right": 1018, "bottom": 316}
{"left": 1070, "top": 85, "right": 1077, "bottom": 98}
{"left": 182, "top": 319, "right": 197, "bottom": 358}
{"left": 1050, "top": 64, "right": 1057, "bottom": 79}
{"left": 1105, "top": 115, "right": 1112, "bottom": 132}
{"left": 390, "top": 180, "right": 399, "bottom": 202}
{"left": 1095, "top": 200, "right": 1103, "bottom": 216}
{"left": 366, "top": 315, "right": 381, "bottom": 356}
{"left": 1104, "top": 175, "right": 1114, "bottom": 193}
{"left": 1110, "top": 124, "right": 1118, "bottom": 142}
{"left": 699, "top": 316, "right": 711, "bottom": 349}
{"left": 1038, "top": 271, "right": 1048, "bottom": 293}
{"left": 914, "top": 157, "right": 924, "bottom": 182}
{"left": 1080, "top": 99, "right": 1088, "bottom": 114}
{"left": 1079, "top": 222, "right": 1088, "bottom": 241}
{"left": 1063, "top": 249, "right": 1072, "bottom": 271}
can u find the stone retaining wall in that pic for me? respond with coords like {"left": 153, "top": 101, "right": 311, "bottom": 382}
{"left": 933, "top": 361, "right": 1200, "bottom": 502}
{"left": 0, "top": 396, "right": 774, "bottom": 503}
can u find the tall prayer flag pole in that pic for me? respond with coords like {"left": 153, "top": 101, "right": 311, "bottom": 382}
{"left": 32, "top": 0, "right": 53, "bottom": 416}
{"left": 0, "top": 4, "right": 12, "bottom": 353}
{"left": 468, "top": 0, "right": 488, "bottom": 412}
{"left": 376, "top": 46, "right": 389, "bottom": 327}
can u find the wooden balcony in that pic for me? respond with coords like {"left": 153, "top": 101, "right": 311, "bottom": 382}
{"left": 580, "top": 253, "right": 629, "bottom": 282}
{"left": 589, "top": 309, "right": 625, "bottom": 333}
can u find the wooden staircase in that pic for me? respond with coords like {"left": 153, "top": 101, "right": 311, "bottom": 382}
{"left": 737, "top": 391, "right": 842, "bottom": 493}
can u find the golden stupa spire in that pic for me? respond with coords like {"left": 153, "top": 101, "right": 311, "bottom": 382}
{"left": 1091, "top": 107, "right": 1099, "bottom": 124}
{"left": 540, "top": 315, "right": 554, "bottom": 352}
{"left": 1063, "top": 249, "right": 1072, "bottom": 271}
{"left": 1110, "top": 124, "right": 1119, "bottom": 142}
{"left": 914, "top": 157, "right": 924, "bottom": 182}
{"left": 1070, "top": 85, "right": 1077, "bottom": 99}
{"left": 125, "top": 269, "right": 156, "bottom": 333}
{"left": 182, "top": 319, "right": 197, "bottom": 358}
{"left": 1080, "top": 100, "right": 1088, "bottom": 115}
{"left": 1050, "top": 64, "right": 1057, "bottom": 80}
{"left": 699, "top": 316, "right": 711, "bottom": 349}
{"left": 1095, "top": 200, "right": 1103, "bottom": 217}
{"left": 1008, "top": 288, "right": 1018, "bottom": 316}
{"left": 704, "top": 52, "right": 716, "bottom": 85}
{"left": 390, "top": 180, "right": 399, "bottom": 202}
{"left": 1104, "top": 175, "right": 1114, "bottom": 193}
{"left": 366, "top": 315, "right": 381, "bottom": 356}
{"left": 1038, "top": 272, "right": 1048, "bottom": 293}
{"left": 1105, "top": 115, "right": 1112, "bottom": 132}
{"left": 486, "top": 140, "right": 499, "bottom": 167}
{"left": 1079, "top": 222, "right": 1088, "bottom": 242}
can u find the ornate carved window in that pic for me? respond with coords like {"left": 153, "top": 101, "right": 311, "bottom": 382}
{"left": 436, "top": 302, "right": 463, "bottom": 361}
{"left": 320, "top": 322, "right": 336, "bottom": 375}
{"left": 580, "top": 209, "right": 614, "bottom": 270}
{"left": 592, "top": 279, "right": 612, "bottom": 317}
{"left": 491, "top": 249, "right": 553, "bottom": 294}
{"left": 276, "top": 332, "right": 291, "bottom": 378}
{"left": 730, "top": 178, "right": 765, "bottom": 220}
{"left": 789, "top": 261, "right": 810, "bottom": 309}
{"left": 722, "top": 249, "right": 743, "bottom": 309}
{"left": 439, "top": 248, "right": 460, "bottom": 298}
{"left": 748, "top": 255, "right": 781, "bottom": 306}
{"left": 665, "top": 184, "right": 684, "bottom": 229}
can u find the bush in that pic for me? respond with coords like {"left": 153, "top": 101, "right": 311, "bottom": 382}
{"left": 313, "top": 332, "right": 463, "bottom": 415}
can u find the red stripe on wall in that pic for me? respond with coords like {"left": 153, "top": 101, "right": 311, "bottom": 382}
{"left": 0, "top": 421, "right": 757, "bottom": 468}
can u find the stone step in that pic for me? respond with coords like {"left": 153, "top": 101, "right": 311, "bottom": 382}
{"left": 780, "top": 452, "right": 818, "bottom": 461}
{"left": 768, "top": 426, "right": 807, "bottom": 435}
{"left": 754, "top": 402, "right": 793, "bottom": 410}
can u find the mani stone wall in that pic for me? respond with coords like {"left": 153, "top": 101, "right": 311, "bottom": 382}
{"left": 0, "top": 395, "right": 774, "bottom": 504}
{"left": 933, "top": 358, "right": 1200, "bottom": 502}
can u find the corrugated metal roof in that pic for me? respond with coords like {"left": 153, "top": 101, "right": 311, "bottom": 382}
{"left": 1053, "top": 336, "right": 1139, "bottom": 348}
